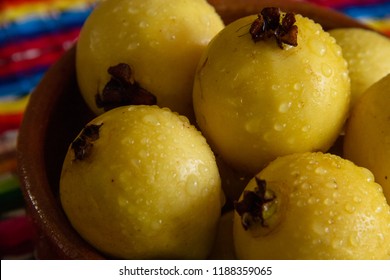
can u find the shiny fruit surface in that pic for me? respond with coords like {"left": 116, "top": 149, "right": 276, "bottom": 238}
{"left": 233, "top": 152, "right": 390, "bottom": 259}
{"left": 193, "top": 12, "right": 350, "bottom": 175}
{"left": 344, "top": 73, "right": 390, "bottom": 203}
{"left": 329, "top": 28, "right": 390, "bottom": 108}
{"left": 76, "top": 0, "right": 224, "bottom": 120}
{"left": 60, "top": 105, "right": 223, "bottom": 259}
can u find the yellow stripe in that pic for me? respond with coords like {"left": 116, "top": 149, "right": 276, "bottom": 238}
{"left": 0, "top": 95, "right": 30, "bottom": 114}
{"left": 1, "top": 0, "right": 97, "bottom": 23}
{"left": 362, "top": 18, "right": 390, "bottom": 32}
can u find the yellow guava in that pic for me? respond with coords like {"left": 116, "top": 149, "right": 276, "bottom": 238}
{"left": 60, "top": 105, "right": 223, "bottom": 259}
{"left": 193, "top": 9, "right": 350, "bottom": 175}
{"left": 76, "top": 0, "right": 224, "bottom": 120}
{"left": 233, "top": 152, "right": 390, "bottom": 259}
{"left": 344, "top": 73, "right": 390, "bottom": 203}
{"left": 329, "top": 28, "right": 390, "bottom": 108}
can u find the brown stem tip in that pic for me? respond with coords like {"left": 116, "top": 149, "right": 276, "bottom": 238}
{"left": 234, "top": 178, "right": 276, "bottom": 230}
{"left": 96, "top": 63, "right": 157, "bottom": 111}
{"left": 71, "top": 123, "right": 103, "bottom": 161}
{"left": 250, "top": 7, "right": 298, "bottom": 49}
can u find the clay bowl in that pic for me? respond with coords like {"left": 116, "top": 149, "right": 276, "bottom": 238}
{"left": 17, "top": 0, "right": 370, "bottom": 259}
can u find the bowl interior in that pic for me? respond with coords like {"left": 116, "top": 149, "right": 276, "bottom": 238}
{"left": 17, "top": 0, "right": 369, "bottom": 259}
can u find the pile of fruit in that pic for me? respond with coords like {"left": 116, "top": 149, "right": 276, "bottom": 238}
{"left": 59, "top": 0, "right": 390, "bottom": 259}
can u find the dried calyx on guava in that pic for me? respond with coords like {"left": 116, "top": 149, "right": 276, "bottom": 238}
{"left": 76, "top": 0, "right": 225, "bottom": 118}
{"left": 234, "top": 178, "right": 280, "bottom": 236}
{"left": 95, "top": 63, "right": 157, "bottom": 111}
{"left": 71, "top": 123, "right": 103, "bottom": 161}
{"left": 60, "top": 105, "right": 223, "bottom": 259}
{"left": 193, "top": 6, "right": 350, "bottom": 175}
{"left": 249, "top": 7, "right": 298, "bottom": 49}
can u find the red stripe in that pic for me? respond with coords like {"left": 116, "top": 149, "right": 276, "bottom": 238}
{"left": 0, "top": 49, "right": 64, "bottom": 77}
{"left": 0, "top": 28, "right": 80, "bottom": 58}
{"left": 0, "top": 216, "right": 36, "bottom": 258}
{"left": 0, "top": 28, "right": 81, "bottom": 77}
{"left": 1, "top": 0, "right": 54, "bottom": 9}
{"left": 0, "top": 113, "right": 24, "bottom": 134}
{"left": 303, "top": 0, "right": 389, "bottom": 8}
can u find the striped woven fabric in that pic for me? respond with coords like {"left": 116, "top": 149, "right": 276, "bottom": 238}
{"left": 0, "top": 0, "right": 389, "bottom": 259}
{"left": 308, "top": 0, "right": 390, "bottom": 36}
{"left": 0, "top": 0, "right": 97, "bottom": 259}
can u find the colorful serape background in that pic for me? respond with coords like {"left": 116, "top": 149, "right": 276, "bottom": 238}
{"left": 0, "top": 0, "right": 97, "bottom": 259}
{"left": 0, "top": 0, "right": 389, "bottom": 260}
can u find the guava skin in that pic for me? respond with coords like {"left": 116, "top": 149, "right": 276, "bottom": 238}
{"left": 329, "top": 28, "right": 390, "bottom": 109}
{"left": 233, "top": 152, "right": 390, "bottom": 260}
{"left": 193, "top": 14, "right": 350, "bottom": 175}
{"left": 344, "top": 73, "right": 390, "bottom": 204}
{"left": 60, "top": 105, "right": 224, "bottom": 259}
{"left": 76, "top": 0, "right": 224, "bottom": 121}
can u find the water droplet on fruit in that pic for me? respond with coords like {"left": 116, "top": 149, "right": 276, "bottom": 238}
{"left": 308, "top": 196, "right": 318, "bottom": 205}
{"left": 131, "top": 158, "right": 141, "bottom": 168}
{"left": 278, "top": 102, "right": 291, "bottom": 113}
{"left": 325, "top": 181, "right": 338, "bottom": 189}
{"left": 344, "top": 203, "right": 356, "bottom": 213}
{"left": 375, "top": 206, "right": 383, "bottom": 213}
{"left": 293, "top": 83, "right": 302, "bottom": 91}
{"left": 118, "top": 197, "right": 128, "bottom": 207}
{"left": 150, "top": 40, "right": 160, "bottom": 48}
{"left": 157, "top": 134, "right": 166, "bottom": 142}
{"left": 151, "top": 219, "right": 163, "bottom": 230}
{"left": 306, "top": 163, "right": 314, "bottom": 171}
{"left": 139, "top": 21, "right": 149, "bottom": 28}
{"left": 146, "top": 8, "right": 158, "bottom": 17}
{"left": 312, "top": 222, "right": 327, "bottom": 234}
{"left": 142, "top": 114, "right": 160, "bottom": 125}
{"left": 321, "top": 63, "right": 333, "bottom": 77}
{"left": 186, "top": 175, "right": 199, "bottom": 195}
{"left": 332, "top": 239, "right": 344, "bottom": 249}
{"left": 301, "top": 182, "right": 311, "bottom": 190}
{"left": 349, "top": 233, "right": 360, "bottom": 247}
{"left": 315, "top": 167, "right": 328, "bottom": 175}
{"left": 127, "top": 7, "right": 139, "bottom": 14}
{"left": 273, "top": 123, "right": 286, "bottom": 131}
{"left": 309, "top": 39, "right": 327, "bottom": 56}
{"left": 127, "top": 42, "right": 140, "bottom": 50}
{"left": 244, "top": 119, "right": 259, "bottom": 134}
{"left": 296, "top": 200, "right": 305, "bottom": 207}
{"left": 138, "top": 149, "right": 149, "bottom": 158}
{"left": 312, "top": 239, "right": 322, "bottom": 245}
{"left": 272, "top": 84, "right": 280, "bottom": 91}
{"left": 141, "top": 137, "right": 150, "bottom": 145}
{"left": 198, "top": 164, "right": 209, "bottom": 174}
{"left": 304, "top": 67, "right": 312, "bottom": 75}
{"left": 323, "top": 198, "right": 333, "bottom": 206}
{"left": 202, "top": 187, "right": 210, "bottom": 197}
{"left": 301, "top": 125, "right": 311, "bottom": 132}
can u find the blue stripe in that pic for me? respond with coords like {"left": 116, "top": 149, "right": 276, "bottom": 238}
{"left": 0, "top": 7, "right": 93, "bottom": 45}
{"left": 0, "top": 71, "right": 46, "bottom": 99}
{"left": 338, "top": 2, "right": 390, "bottom": 19}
